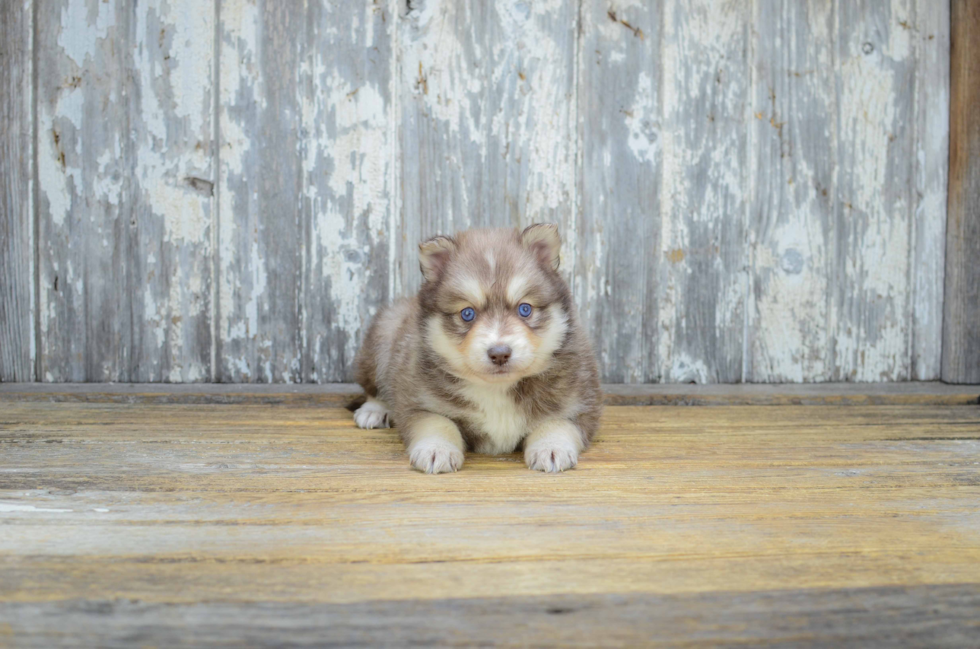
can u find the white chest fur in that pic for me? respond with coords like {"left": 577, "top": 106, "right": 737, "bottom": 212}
{"left": 458, "top": 383, "right": 526, "bottom": 455}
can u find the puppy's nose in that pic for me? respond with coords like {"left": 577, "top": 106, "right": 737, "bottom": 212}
{"left": 487, "top": 345, "right": 512, "bottom": 366}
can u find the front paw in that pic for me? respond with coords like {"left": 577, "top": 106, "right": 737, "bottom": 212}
{"left": 525, "top": 440, "right": 578, "bottom": 473}
{"left": 409, "top": 439, "right": 465, "bottom": 474}
{"left": 354, "top": 398, "right": 390, "bottom": 429}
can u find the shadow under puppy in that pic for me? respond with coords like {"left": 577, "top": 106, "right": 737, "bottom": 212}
{"left": 353, "top": 224, "right": 602, "bottom": 474}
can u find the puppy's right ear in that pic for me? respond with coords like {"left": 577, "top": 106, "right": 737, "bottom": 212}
{"left": 419, "top": 235, "right": 456, "bottom": 282}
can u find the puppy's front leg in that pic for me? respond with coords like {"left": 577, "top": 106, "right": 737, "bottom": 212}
{"left": 524, "top": 419, "right": 585, "bottom": 473}
{"left": 402, "top": 412, "right": 466, "bottom": 474}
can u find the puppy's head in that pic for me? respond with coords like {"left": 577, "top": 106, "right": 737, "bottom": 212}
{"left": 418, "top": 224, "right": 571, "bottom": 384}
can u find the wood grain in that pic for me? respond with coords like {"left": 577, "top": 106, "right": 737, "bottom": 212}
{"left": 943, "top": 0, "right": 980, "bottom": 384}
{"left": 576, "top": 0, "right": 661, "bottom": 382}
{"left": 0, "top": 400, "right": 979, "bottom": 645}
{"left": 396, "top": 0, "right": 578, "bottom": 296}
{"left": 217, "top": 1, "right": 395, "bottom": 383}
{"left": 658, "top": 1, "right": 749, "bottom": 383}
{"left": 217, "top": 0, "right": 304, "bottom": 382}
{"left": 35, "top": 0, "right": 215, "bottom": 382}
{"left": 912, "top": 0, "right": 950, "bottom": 381}
{"left": 0, "top": 1, "right": 957, "bottom": 384}
{"left": 746, "top": 0, "right": 835, "bottom": 383}
{"left": 3, "top": 585, "right": 979, "bottom": 647}
{"left": 833, "top": 0, "right": 917, "bottom": 382}
{"left": 301, "top": 1, "right": 395, "bottom": 382}
{"left": 0, "top": 0, "right": 34, "bottom": 382}
{"left": 747, "top": 0, "right": 949, "bottom": 383}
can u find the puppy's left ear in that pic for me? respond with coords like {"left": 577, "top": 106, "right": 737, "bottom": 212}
{"left": 521, "top": 223, "right": 561, "bottom": 270}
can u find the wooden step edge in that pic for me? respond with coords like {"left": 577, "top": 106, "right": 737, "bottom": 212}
{"left": 0, "top": 382, "right": 977, "bottom": 406}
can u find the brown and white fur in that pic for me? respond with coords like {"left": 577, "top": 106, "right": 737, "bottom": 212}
{"left": 353, "top": 224, "right": 602, "bottom": 474}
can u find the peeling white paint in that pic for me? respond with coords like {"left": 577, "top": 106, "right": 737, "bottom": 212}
{"left": 38, "top": 87, "right": 84, "bottom": 228}
{"left": 493, "top": 0, "right": 575, "bottom": 218}
{"left": 238, "top": 237, "right": 268, "bottom": 351}
{"left": 217, "top": 0, "right": 261, "bottom": 180}
{"left": 37, "top": 130, "right": 72, "bottom": 230}
{"left": 402, "top": 1, "right": 484, "bottom": 147}
{"left": 835, "top": 0, "right": 914, "bottom": 381}
{"left": 217, "top": 0, "right": 263, "bottom": 380}
{"left": 144, "top": 282, "right": 164, "bottom": 348}
{"left": 0, "top": 503, "right": 72, "bottom": 513}
{"left": 17, "top": 0, "right": 949, "bottom": 385}
{"left": 314, "top": 10, "right": 390, "bottom": 373}
{"left": 625, "top": 72, "right": 659, "bottom": 166}
{"left": 669, "top": 353, "right": 710, "bottom": 385}
{"left": 34, "top": 0, "right": 217, "bottom": 382}
{"left": 160, "top": 5, "right": 213, "bottom": 133}
{"left": 136, "top": 1, "right": 213, "bottom": 247}
{"left": 58, "top": 0, "right": 116, "bottom": 67}
{"left": 746, "top": 0, "right": 836, "bottom": 383}
{"left": 658, "top": 0, "right": 747, "bottom": 382}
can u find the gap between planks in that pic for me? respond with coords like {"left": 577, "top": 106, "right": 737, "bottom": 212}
{"left": 0, "top": 382, "right": 976, "bottom": 407}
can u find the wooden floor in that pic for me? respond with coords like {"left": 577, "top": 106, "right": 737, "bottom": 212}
{"left": 1, "top": 386, "right": 979, "bottom": 647}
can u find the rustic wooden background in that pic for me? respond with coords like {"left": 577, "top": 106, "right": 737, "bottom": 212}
{"left": 0, "top": 0, "right": 954, "bottom": 384}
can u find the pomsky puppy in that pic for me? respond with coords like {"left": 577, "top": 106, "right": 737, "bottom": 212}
{"left": 353, "top": 224, "right": 602, "bottom": 474}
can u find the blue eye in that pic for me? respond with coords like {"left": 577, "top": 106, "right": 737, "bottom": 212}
{"left": 460, "top": 307, "right": 476, "bottom": 322}
{"left": 518, "top": 303, "right": 532, "bottom": 317}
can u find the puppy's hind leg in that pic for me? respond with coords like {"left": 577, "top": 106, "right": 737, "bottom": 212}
{"left": 354, "top": 397, "right": 392, "bottom": 429}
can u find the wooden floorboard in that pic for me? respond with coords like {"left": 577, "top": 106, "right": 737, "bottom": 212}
{"left": 2, "top": 585, "right": 979, "bottom": 648}
{"left": 1, "top": 399, "right": 979, "bottom": 646}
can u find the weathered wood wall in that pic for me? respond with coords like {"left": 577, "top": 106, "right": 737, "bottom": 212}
{"left": 0, "top": 0, "right": 953, "bottom": 383}
{"left": 0, "top": 1, "right": 35, "bottom": 382}
{"left": 943, "top": 0, "right": 980, "bottom": 384}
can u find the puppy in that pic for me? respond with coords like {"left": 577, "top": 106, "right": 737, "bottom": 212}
{"left": 353, "top": 224, "right": 602, "bottom": 474}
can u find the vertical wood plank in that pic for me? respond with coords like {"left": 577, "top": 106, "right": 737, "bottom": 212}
{"left": 658, "top": 1, "right": 749, "bottom": 383}
{"left": 576, "top": 1, "right": 662, "bottom": 382}
{"left": 910, "top": 0, "right": 949, "bottom": 381}
{"left": 132, "top": 0, "right": 215, "bottom": 382}
{"left": 833, "top": 0, "right": 916, "bottom": 382}
{"left": 218, "top": 0, "right": 395, "bottom": 384}
{"left": 943, "top": 0, "right": 980, "bottom": 384}
{"left": 397, "top": 0, "right": 578, "bottom": 297}
{"left": 0, "top": 0, "right": 35, "bottom": 381}
{"left": 36, "top": 0, "right": 214, "bottom": 382}
{"left": 218, "top": 1, "right": 304, "bottom": 382}
{"left": 301, "top": 1, "right": 395, "bottom": 382}
{"left": 397, "top": 0, "right": 486, "bottom": 299}
{"left": 745, "top": 0, "right": 835, "bottom": 382}
{"left": 36, "top": 0, "right": 131, "bottom": 382}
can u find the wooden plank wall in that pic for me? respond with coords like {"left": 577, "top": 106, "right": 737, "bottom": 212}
{"left": 943, "top": 0, "right": 980, "bottom": 384}
{"left": 0, "top": 1, "right": 35, "bottom": 382}
{"left": 0, "top": 0, "right": 954, "bottom": 384}
{"left": 33, "top": 0, "right": 215, "bottom": 382}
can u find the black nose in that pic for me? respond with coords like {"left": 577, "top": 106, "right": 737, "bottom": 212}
{"left": 487, "top": 345, "right": 512, "bottom": 366}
